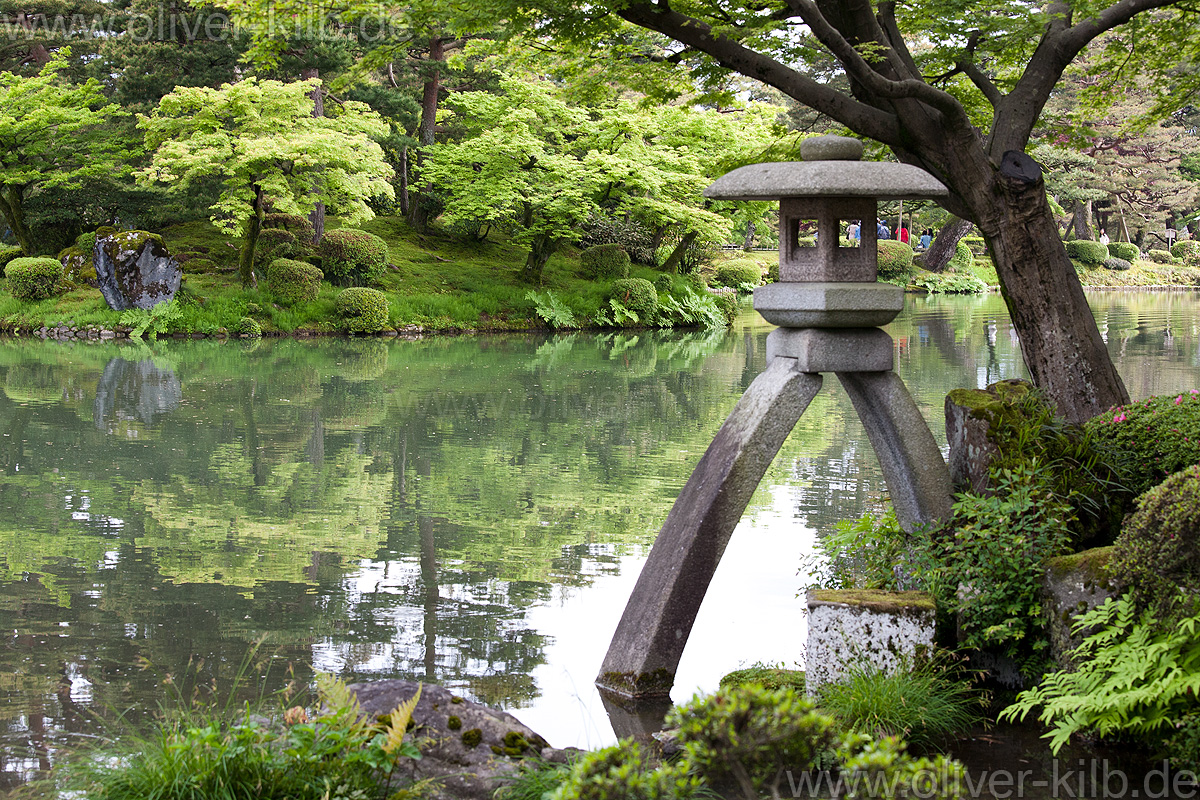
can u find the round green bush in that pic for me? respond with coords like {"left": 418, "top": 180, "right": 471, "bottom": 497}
{"left": 0, "top": 243, "right": 23, "bottom": 271}
{"left": 256, "top": 228, "right": 297, "bottom": 263}
{"left": 653, "top": 273, "right": 674, "bottom": 292}
{"left": 581, "top": 244, "right": 630, "bottom": 280}
{"left": 264, "top": 213, "right": 315, "bottom": 244}
{"left": 1103, "top": 257, "right": 1132, "bottom": 271}
{"left": 555, "top": 741, "right": 698, "bottom": 800}
{"left": 580, "top": 215, "right": 657, "bottom": 265}
{"left": 318, "top": 229, "right": 389, "bottom": 287}
{"left": 335, "top": 287, "right": 390, "bottom": 334}
{"left": 946, "top": 240, "right": 974, "bottom": 273}
{"left": 1085, "top": 391, "right": 1200, "bottom": 495}
{"left": 1065, "top": 239, "right": 1109, "bottom": 265}
{"left": 1107, "top": 241, "right": 1140, "bottom": 261}
{"left": 710, "top": 288, "right": 738, "bottom": 325}
{"left": 713, "top": 260, "right": 762, "bottom": 289}
{"left": 231, "top": 316, "right": 263, "bottom": 338}
{"left": 610, "top": 277, "right": 658, "bottom": 321}
{"left": 1111, "top": 464, "right": 1200, "bottom": 619}
{"left": 5, "top": 256, "right": 64, "bottom": 300}
{"left": 1148, "top": 249, "right": 1175, "bottom": 264}
{"left": 267, "top": 258, "right": 323, "bottom": 303}
{"left": 1170, "top": 240, "right": 1200, "bottom": 263}
{"left": 876, "top": 240, "right": 914, "bottom": 280}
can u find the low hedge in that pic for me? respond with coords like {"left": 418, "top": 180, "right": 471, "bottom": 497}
{"left": 318, "top": 229, "right": 389, "bottom": 287}
{"left": 1148, "top": 249, "right": 1174, "bottom": 264}
{"left": 581, "top": 244, "right": 630, "bottom": 280}
{"left": 713, "top": 260, "right": 762, "bottom": 289}
{"left": 336, "top": 287, "right": 390, "bottom": 334}
{"left": 877, "top": 240, "right": 914, "bottom": 280}
{"left": 610, "top": 277, "right": 658, "bottom": 321}
{"left": 1107, "top": 242, "right": 1139, "bottom": 262}
{"left": 1065, "top": 239, "right": 1109, "bottom": 265}
{"left": 1086, "top": 391, "right": 1200, "bottom": 496}
{"left": 1103, "top": 257, "right": 1132, "bottom": 271}
{"left": 1171, "top": 240, "right": 1200, "bottom": 263}
{"left": 0, "top": 243, "right": 23, "bottom": 271}
{"left": 267, "top": 258, "right": 323, "bottom": 303}
{"left": 264, "top": 213, "right": 315, "bottom": 244}
{"left": 5, "top": 256, "right": 64, "bottom": 300}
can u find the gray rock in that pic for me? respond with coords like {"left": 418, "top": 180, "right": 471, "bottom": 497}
{"left": 704, "top": 161, "right": 949, "bottom": 201}
{"left": 766, "top": 327, "right": 893, "bottom": 373}
{"left": 94, "top": 231, "right": 182, "bottom": 311}
{"left": 347, "top": 680, "right": 549, "bottom": 800}
{"left": 800, "top": 135, "right": 864, "bottom": 162}
{"left": 1042, "top": 548, "right": 1118, "bottom": 670}
{"left": 753, "top": 281, "right": 904, "bottom": 328}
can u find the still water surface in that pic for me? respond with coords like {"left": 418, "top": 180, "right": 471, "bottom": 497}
{"left": 2, "top": 290, "right": 1199, "bottom": 790}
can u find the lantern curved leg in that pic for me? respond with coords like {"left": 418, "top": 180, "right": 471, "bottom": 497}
{"left": 836, "top": 371, "right": 952, "bottom": 531}
{"left": 596, "top": 358, "right": 823, "bottom": 698}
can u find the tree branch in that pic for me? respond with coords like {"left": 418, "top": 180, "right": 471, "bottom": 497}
{"left": 957, "top": 31, "right": 1004, "bottom": 108}
{"left": 615, "top": 0, "right": 901, "bottom": 146}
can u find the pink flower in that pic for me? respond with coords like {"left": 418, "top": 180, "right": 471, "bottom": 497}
{"left": 1177, "top": 395, "right": 1184, "bottom": 405}
{"left": 1112, "top": 413, "right": 1126, "bottom": 423}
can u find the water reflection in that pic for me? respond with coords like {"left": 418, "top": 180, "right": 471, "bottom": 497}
{"left": 0, "top": 291, "right": 1199, "bottom": 790}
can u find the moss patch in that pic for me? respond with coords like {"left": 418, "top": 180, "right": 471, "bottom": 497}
{"left": 808, "top": 589, "right": 936, "bottom": 613}
{"left": 1046, "top": 546, "right": 1114, "bottom": 584}
{"left": 461, "top": 728, "right": 482, "bottom": 748}
{"left": 719, "top": 665, "right": 806, "bottom": 693}
{"left": 597, "top": 668, "right": 674, "bottom": 698}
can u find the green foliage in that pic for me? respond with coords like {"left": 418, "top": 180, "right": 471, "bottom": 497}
{"left": 1064, "top": 239, "right": 1109, "bottom": 265}
{"left": 256, "top": 227, "right": 299, "bottom": 263}
{"left": 1107, "top": 241, "right": 1140, "bottom": 261}
{"left": 552, "top": 741, "right": 700, "bottom": 800}
{"left": 912, "top": 271, "right": 987, "bottom": 294}
{"left": 708, "top": 289, "right": 738, "bottom": 326}
{"left": 876, "top": 240, "right": 914, "bottom": 281}
{"left": 807, "top": 507, "right": 906, "bottom": 590}
{"left": 1148, "top": 249, "right": 1175, "bottom": 264}
{"left": 610, "top": 278, "right": 658, "bottom": 321}
{"left": 836, "top": 735, "right": 967, "bottom": 800}
{"left": 335, "top": 287, "right": 390, "bottom": 334}
{"left": 719, "top": 663, "right": 806, "bottom": 693}
{"left": 1111, "top": 464, "right": 1200, "bottom": 620}
{"left": 653, "top": 286, "right": 728, "bottom": 330}
{"left": 4, "top": 256, "right": 64, "bottom": 300}
{"left": 527, "top": 290, "right": 578, "bottom": 329}
{"left": 0, "top": 243, "right": 23, "bottom": 269}
{"left": 1165, "top": 715, "right": 1200, "bottom": 772}
{"left": 497, "top": 757, "right": 573, "bottom": 800}
{"left": 318, "top": 229, "right": 390, "bottom": 287}
{"left": 120, "top": 300, "right": 183, "bottom": 340}
{"left": 668, "top": 684, "right": 837, "bottom": 798}
{"left": 580, "top": 244, "right": 631, "bottom": 280}
{"left": 1002, "top": 596, "right": 1200, "bottom": 754}
{"left": 267, "top": 258, "right": 324, "bottom": 304}
{"left": 917, "top": 466, "right": 1074, "bottom": 662}
{"left": 1085, "top": 390, "right": 1200, "bottom": 495}
{"left": 1102, "top": 256, "right": 1132, "bottom": 271}
{"left": 945, "top": 240, "right": 974, "bottom": 273}
{"left": 580, "top": 216, "right": 656, "bottom": 265}
{"left": 814, "top": 657, "right": 979, "bottom": 751}
{"left": 264, "top": 213, "right": 316, "bottom": 244}
{"left": 1170, "top": 240, "right": 1200, "bottom": 263}
{"left": 712, "top": 260, "right": 761, "bottom": 290}
{"left": 232, "top": 316, "right": 263, "bottom": 338}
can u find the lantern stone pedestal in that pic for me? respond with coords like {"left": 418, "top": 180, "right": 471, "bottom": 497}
{"left": 596, "top": 136, "right": 954, "bottom": 700}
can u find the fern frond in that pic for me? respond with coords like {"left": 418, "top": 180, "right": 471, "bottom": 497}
{"left": 381, "top": 684, "right": 422, "bottom": 755}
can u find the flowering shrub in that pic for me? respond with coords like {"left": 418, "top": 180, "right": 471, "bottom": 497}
{"left": 1085, "top": 390, "right": 1200, "bottom": 495}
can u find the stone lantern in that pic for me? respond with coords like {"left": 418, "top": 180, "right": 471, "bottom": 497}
{"left": 596, "top": 136, "right": 954, "bottom": 706}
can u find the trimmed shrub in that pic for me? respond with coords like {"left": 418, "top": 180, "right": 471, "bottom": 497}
{"left": 1148, "top": 249, "right": 1174, "bottom": 264}
{"left": 1107, "top": 241, "right": 1139, "bottom": 261}
{"left": 555, "top": 740, "right": 699, "bottom": 800}
{"left": 1085, "top": 391, "right": 1200, "bottom": 495}
{"left": 946, "top": 240, "right": 974, "bottom": 273}
{"left": 5, "top": 256, "right": 64, "bottom": 300}
{"left": 1111, "top": 464, "right": 1200, "bottom": 620}
{"left": 0, "top": 243, "right": 23, "bottom": 271}
{"left": 231, "top": 316, "right": 262, "bottom": 338}
{"left": 318, "top": 229, "right": 389, "bottom": 287}
{"left": 767, "top": 261, "right": 779, "bottom": 283}
{"left": 653, "top": 273, "right": 674, "bottom": 292}
{"left": 1170, "top": 240, "right": 1200, "bottom": 263}
{"left": 709, "top": 288, "right": 738, "bottom": 326}
{"left": 713, "top": 259, "right": 762, "bottom": 289}
{"left": 610, "top": 277, "right": 658, "bottom": 320}
{"left": 580, "top": 244, "right": 630, "bottom": 280}
{"left": 264, "top": 213, "right": 315, "bottom": 244}
{"left": 1102, "top": 257, "right": 1132, "bottom": 271}
{"left": 1064, "top": 239, "right": 1108, "bottom": 265}
{"left": 336, "top": 287, "right": 390, "bottom": 334}
{"left": 256, "top": 227, "right": 297, "bottom": 263}
{"left": 268, "top": 258, "right": 323, "bottom": 303}
{"left": 580, "top": 214, "right": 657, "bottom": 265}
{"left": 876, "top": 240, "right": 914, "bottom": 280}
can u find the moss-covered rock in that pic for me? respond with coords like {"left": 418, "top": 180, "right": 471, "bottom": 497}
{"left": 94, "top": 230, "right": 180, "bottom": 311}
{"left": 267, "top": 258, "right": 323, "bottom": 303}
{"left": 1042, "top": 546, "right": 1118, "bottom": 669}
{"left": 57, "top": 245, "right": 95, "bottom": 284}
{"left": 1111, "top": 464, "right": 1200, "bottom": 620}
{"left": 335, "top": 287, "right": 390, "bottom": 334}
{"left": 719, "top": 665, "right": 806, "bottom": 693}
{"left": 610, "top": 277, "right": 658, "bottom": 322}
{"left": 5, "top": 257, "right": 65, "bottom": 300}
{"left": 318, "top": 229, "right": 389, "bottom": 287}
{"left": 580, "top": 243, "right": 630, "bottom": 280}
{"left": 231, "top": 316, "right": 263, "bottom": 338}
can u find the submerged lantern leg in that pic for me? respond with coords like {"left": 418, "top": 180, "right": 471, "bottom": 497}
{"left": 596, "top": 357, "right": 822, "bottom": 698}
{"left": 836, "top": 371, "right": 952, "bottom": 531}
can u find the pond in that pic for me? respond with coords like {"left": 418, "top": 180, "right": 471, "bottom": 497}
{"left": 2, "top": 289, "right": 1199, "bottom": 792}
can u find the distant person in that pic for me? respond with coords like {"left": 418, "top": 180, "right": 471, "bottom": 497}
{"left": 877, "top": 219, "right": 890, "bottom": 240}
{"left": 898, "top": 226, "right": 909, "bottom": 244}
{"left": 1099, "top": 229, "right": 1110, "bottom": 245}
{"left": 847, "top": 221, "right": 860, "bottom": 243}
{"left": 919, "top": 229, "right": 932, "bottom": 249}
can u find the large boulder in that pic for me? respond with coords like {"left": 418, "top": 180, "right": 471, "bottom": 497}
{"left": 348, "top": 679, "right": 564, "bottom": 800}
{"left": 94, "top": 230, "right": 181, "bottom": 311}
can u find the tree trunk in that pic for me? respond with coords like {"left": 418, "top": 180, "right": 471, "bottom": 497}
{"left": 302, "top": 68, "right": 326, "bottom": 245}
{"left": 522, "top": 234, "right": 559, "bottom": 284}
{"left": 741, "top": 221, "right": 756, "bottom": 251}
{"left": 239, "top": 185, "right": 265, "bottom": 288}
{"left": 0, "top": 185, "right": 33, "bottom": 254}
{"left": 969, "top": 154, "right": 1127, "bottom": 422}
{"left": 407, "top": 35, "right": 444, "bottom": 233}
{"left": 1071, "top": 199, "right": 1094, "bottom": 241}
{"left": 399, "top": 145, "right": 410, "bottom": 216}
{"left": 923, "top": 216, "right": 973, "bottom": 273}
{"left": 661, "top": 230, "right": 698, "bottom": 274}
